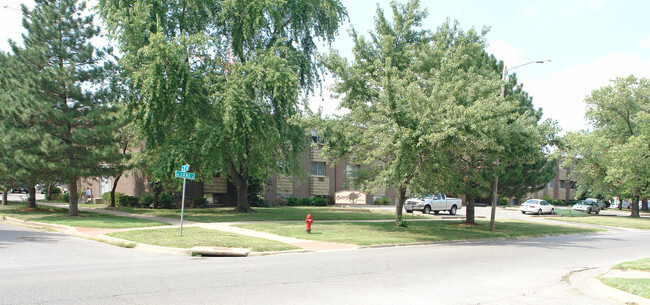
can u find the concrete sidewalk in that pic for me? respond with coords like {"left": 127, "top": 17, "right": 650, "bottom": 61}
{"left": 35, "top": 201, "right": 358, "bottom": 254}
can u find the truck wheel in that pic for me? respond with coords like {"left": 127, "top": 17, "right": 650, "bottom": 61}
{"left": 406, "top": 210, "right": 413, "bottom": 213}
{"left": 586, "top": 208, "right": 591, "bottom": 214}
{"left": 537, "top": 209, "right": 542, "bottom": 215}
{"left": 595, "top": 209, "right": 599, "bottom": 215}
{"left": 423, "top": 205, "right": 431, "bottom": 214}
{"left": 449, "top": 205, "right": 457, "bottom": 215}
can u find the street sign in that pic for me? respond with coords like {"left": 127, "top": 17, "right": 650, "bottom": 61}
{"left": 175, "top": 171, "right": 195, "bottom": 180}
{"left": 175, "top": 166, "right": 196, "bottom": 236}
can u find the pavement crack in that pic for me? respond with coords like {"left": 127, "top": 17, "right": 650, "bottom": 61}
{"left": 562, "top": 267, "right": 597, "bottom": 283}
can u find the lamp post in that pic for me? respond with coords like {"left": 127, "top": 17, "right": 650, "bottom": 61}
{"left": 490, "top": 59, "right": 550, "bottom": 232}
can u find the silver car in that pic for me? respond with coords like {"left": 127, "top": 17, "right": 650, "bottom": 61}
{"left": 572, "top": 200, "right": 601, "bottom": 214}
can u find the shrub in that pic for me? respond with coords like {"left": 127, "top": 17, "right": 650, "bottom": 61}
{"left": 553, "top": 199, "right": 564, "bottom": 205}
{"left": 286, "top": 196, "right": 300, "bottom": 206}
{"left": 298, "top": 197, "right": 312, "bottom": 206}
{"left": 160, "top": 193, "right": 176, "bottom": 209}
{"left": 498, "top": 198, "right": 509, "bottom": 205}
{"left": 541, "top": 195, "right": 553, "bottom": 203}
{"left": 101, "top": 192, "right": 124, "bottom": 204}
{"left": 191, "top": 197, "right": 208, "bottom": 208}
{"left": 325, "top": 195, "right": 335, "bottom": 205}
{"left": 270, "top": 197, "right": 287, "bottom": 207}
{"left": 49, "top": 186, "right": 62, "bottom": 195}
{"left": 118, "top": 195, "right": 138, "bottom": 207}
{"left": 374, "top": 197, "right": 391, "bottom": 205}
{"left": 62, "top": 193, "right": 69, "bottom": 203}
{"left": 139, "top": 193, "right": 155, "bottom": 208}
{"left": 311, "top": 196, "right": 328, "bottom": 206}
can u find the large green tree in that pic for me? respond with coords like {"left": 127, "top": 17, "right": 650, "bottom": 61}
{"left": 319, "top": 1, "right": 553, "bottom": 225}
{"left": 563, "top": 75, "right": 649, "bottom": 217}
{"left": 0, "top": 51, "right": 53, "bottom": 208}
{"left": 6, "top": 0, "right": 123, "bottom": 216}
{"left": 100, "top": 0, "right": 347, "bottom": 212}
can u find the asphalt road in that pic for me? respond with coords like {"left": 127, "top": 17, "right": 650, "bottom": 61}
{"left": 2, "top": 220, "right": 648, "bottom": 305}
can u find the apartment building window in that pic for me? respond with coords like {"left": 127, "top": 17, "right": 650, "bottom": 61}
{"left": 311, "top": 129, "right": 324, "bottom": 144}
{"left": 559, "top": 180, "right": 566, "bottom": 189}
{"left": 310, "top": 162, "right": 325, "bottom": 176}
{"left": 569, "top": 181, "right": 577, "bottom": 189}
{"left": 548, "top": 180, "right": 554, "bottom": 188}
{"left": 346, "top": 165, "right": 360, "bottom": 179}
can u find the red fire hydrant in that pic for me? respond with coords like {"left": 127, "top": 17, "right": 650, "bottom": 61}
{"left": 305, "top": 214, "right": 313, "bottom": 233}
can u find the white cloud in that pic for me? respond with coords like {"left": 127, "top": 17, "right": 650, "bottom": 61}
{"left": 638, "top": 36, "right": 650, "bottom": 50}
{"left": 525, "top": 52, "right": 650, "bottom": 133}
{"left": 486, "top": 39, "right": 522, "bottom": 67}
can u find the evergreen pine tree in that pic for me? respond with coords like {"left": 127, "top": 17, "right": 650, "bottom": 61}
{"left": 6, "top": 0, "right": 123, "bottom": 215}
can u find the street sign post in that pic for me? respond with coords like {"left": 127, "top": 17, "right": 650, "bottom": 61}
{"left": 175, "top": 166, "right": 195, "bottom": 236}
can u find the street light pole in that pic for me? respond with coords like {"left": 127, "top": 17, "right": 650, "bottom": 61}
{"left": 489, "top": 59, "right": 550, "bottom": 232}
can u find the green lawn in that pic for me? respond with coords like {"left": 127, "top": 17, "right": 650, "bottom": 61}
{"left": 107, "top": 227, "right": 299, "bottom": 252}
{"left": 600, "top": 278, "right": 650, "bottom": 299}
{"left": 93, "top": 206, "right": 409, "bottom": 222}
{"left": 236, "top": 219, "right": 603, "bottom": 246}
{"left": 552, "top": 216, "right": 650, "bottom": 230}
{"left": 614, "top": 257, "right": 650, "bottom": 271}
{"left": 1, "top": 202, "right": 169, "bottom": 228}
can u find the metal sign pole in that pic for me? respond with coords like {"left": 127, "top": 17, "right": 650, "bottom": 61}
{"left": 180, "top": 177, "right": 187, "bottom": 236}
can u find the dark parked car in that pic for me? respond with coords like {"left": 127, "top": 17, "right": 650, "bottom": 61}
{"left": 11, "top": 186, "right": 28, "bottom": 193}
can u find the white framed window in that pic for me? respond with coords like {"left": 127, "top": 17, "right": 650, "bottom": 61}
{"left": 310, "top": 162, "right": 325, "bottom": 176}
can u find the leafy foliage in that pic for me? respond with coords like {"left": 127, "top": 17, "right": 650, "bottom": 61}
{"left": 562, "top": 75, "right": 649, "bottom": 217}
{"left": 316, "top": 0, "right": 554, "bottom": 225}
{"left": 99, "top": 0, "right": 348, "bottom": 212}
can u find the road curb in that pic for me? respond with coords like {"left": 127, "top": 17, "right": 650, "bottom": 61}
{"left": 568, "top": 265, "right": 650, "bottom": 305}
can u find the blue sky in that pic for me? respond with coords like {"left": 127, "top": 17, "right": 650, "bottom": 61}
{"left": 2, "top": 0, "right": 649, "bottom": 133}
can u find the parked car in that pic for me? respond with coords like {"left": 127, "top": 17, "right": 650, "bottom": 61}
{"left": 520, "top": 199, "right": 554, "bottom": 215}
{"left": 585, "top": 198, "right": 606, "bottom": 209}
{"left": 405, "top": 193, "right": 463, "bottom": 215}
{"left": 572, "top": 200, "right": 601, "bottom": 214}
{"left": 11, "top": 186, "right": 28, "bottom": 194}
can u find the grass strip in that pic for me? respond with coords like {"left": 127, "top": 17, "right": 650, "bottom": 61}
{"left": 553, "top": 209, "right": 588, "bottom": 217}
{"left": 600, "top": 278, "right": 650, "bottom": 299}
{"left": 236, "top": 219, "right": 603, "bottom": 246}
{"left": 552, "top": 216, "right": 650, "bottom": 230}
{"left": 107, "top": 227, "right": 299, "bottom": 252}
{"left": 94, "top": 206, "right": 409, "bottom": 222}
{"left": 613, "top": 257, "right": 650, "bottom": 271}
{"left": 1, "top": 201, "right": 169, "bottom": 228}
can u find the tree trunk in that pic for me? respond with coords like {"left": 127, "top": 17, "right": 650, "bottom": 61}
{"left": 642, "top": 197, "right": 648, "bottom": 211}
{"left": 28, "top": 185, "right": 36, "bottom": 208}
{"left": 394, "top": 185, "right": 406, "bottom": 226}
{"left": 631, "top": 195, "right": 640, "bottom": 217}
{"left": 465, "top": 193, "right": 476, "bottom": 224}
{"left": 110, "top": 174, "right": 122, "bottom": 208}
{"left": 69, "top": 179, "right": 79, "bottom": 216}
{"left": 46, "top": 182, "right": 55, "bottom": 201}
{"left": 229, "top": 163, "right": 251, "bottom": 212}
{"left": 2, "top": 188, "right": 8, "bottom": 205}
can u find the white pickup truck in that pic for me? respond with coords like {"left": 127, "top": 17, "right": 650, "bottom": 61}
{"left": 404, "top": 193, "right": 463, "bottom": 215}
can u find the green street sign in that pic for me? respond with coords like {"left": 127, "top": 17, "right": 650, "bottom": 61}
{"left": 175, "top": 170, "right": 195, "bottom": 180}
